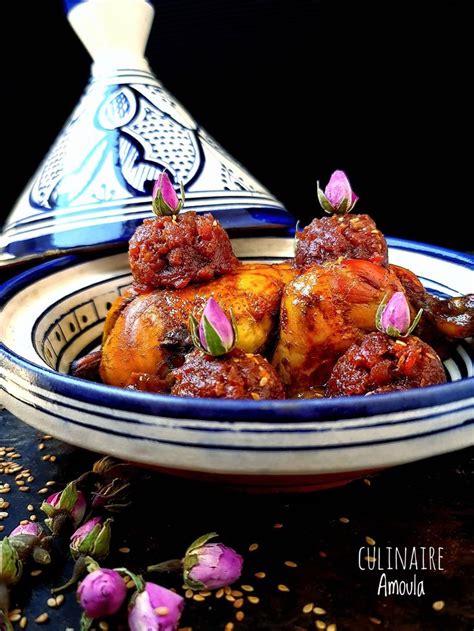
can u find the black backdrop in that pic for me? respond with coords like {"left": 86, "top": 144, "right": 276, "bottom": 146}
{"left": 4, "top": 0, "right": 472, "bottom": 250}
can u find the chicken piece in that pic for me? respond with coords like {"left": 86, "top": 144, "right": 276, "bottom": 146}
{"left": 272, "top": 259, "right": 406, "bottom": 392}
{"left": 391, "top": 264, "right": 474, "bottom": 340}
{"left": 326, "top": 332, "right": 446, "bottom": 397}
{"left": 100, "top": 263, "right": 296, "bottom": 388}
{"left": 171, "top": 349, "right": 285, "bottom": 399}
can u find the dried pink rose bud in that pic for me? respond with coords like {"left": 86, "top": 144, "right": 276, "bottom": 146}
{"left": 41, "top": 482, "right": 87, "bottom": 533}
{"left": 317, "top": 170, "right": 359, "bottom": 214}
{"left": 183, "top": 533, "right": 243, "bottom": 590}
{"left": 376, "top": 291, "right": 423, "bottom": 338}
{"left": 128, "top": 582, "right": 184, "bottom": 631}
{"left": 152, "top": 172, "right": 185, "bottom": 217}
{"left": 10, "top": 523, "right": 44, "bottom": 538}
{"left": 77, "top": 568, "right": 127, "bottom": 619}
{"left": 70, "top": 517, "right": 112, "bottom": 560}
{"left": 189, "top": 298, "right": 237, "bottom": 356}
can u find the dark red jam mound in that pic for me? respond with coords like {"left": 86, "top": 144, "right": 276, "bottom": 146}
{"left": 129, "top": 212, "right": 240, "bottom": 289}
{"left": 171, "top": 349, "right": 285, "bottom": 400}
{"left": 295, "top": 214, "right": 388, "bottom": 268}
{"left": 326, "top": 331, "right": 446, "bottom": 397}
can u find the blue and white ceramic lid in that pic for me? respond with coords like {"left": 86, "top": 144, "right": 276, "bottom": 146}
{"left": 0, "top": 0, "right": 294, "bottom": 266}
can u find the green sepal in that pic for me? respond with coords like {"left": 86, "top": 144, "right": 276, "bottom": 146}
{"left": 58, "top": 482, "right": 80, "bottom": 512}
{"left": 189, "top": 314, "right": 205, "bottom": 352}
{"left": 80, "top": 613, "right": 94, "bottom": 631}
{"left": 40, "top": 502, "right": 55, "bottom": 518}
{"left": 114, "top": 567, "right": 144, "bottom": 593}
{"left": 375, "top": 292, "right": 389, "bottom": 332}
{"left": 202, "top": 316, "right": 227, "bottom": 356}
{"left": 75, "top": 524, "right": 102, "bottom": 558}
{"left": 185, "top": 532, "right": 218, "bottom": 556}
{"left": 92, "top": 518, "right": 112, "bottom": 560}
{"left": 406, "top": 308, "right": 423, "bottom": 336}
{"left": 317, "top": 183, "right": 335, "bottom": 214}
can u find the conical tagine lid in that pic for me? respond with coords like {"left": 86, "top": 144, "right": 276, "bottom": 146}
{"left": 1, "top": 0, "right": 294, "bottom": 267}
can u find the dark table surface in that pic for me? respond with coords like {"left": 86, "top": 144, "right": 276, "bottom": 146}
{"left": 0, "top": 407, "right": 472, "bottom": 631}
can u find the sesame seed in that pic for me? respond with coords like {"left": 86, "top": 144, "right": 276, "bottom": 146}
{"left": 46, "top": 481, "right": 56, "bottom": 487}
{"left": 248, "top": 596, "right": 260, "bottom": 604}
{"left": 47, "top": 598, "right": 57, "bottom": 607}
{"left": 19, "top": 486, "right": 30, "bottom": 492}
{"left": 251, "top": 392, "right": 260, "bottom": 400}
{"left": 225, "top": 594, "right": 236, "bottom": 603}
{"left": 19, "top": 617, "right": 28, "bottom": 629}
{"left": 303, "top": 603, "right": 314, "bottom": 613}
{"left": 284, "top": 561, "right": 297, "bottom": 568}
{"left": 38, "top": 488, "right": 49, "bottom": 494}
{"left": 235, "top": 611, "right": 244, "bottom": 621}
{"left": 224, "top": 623, "right": 234, "bottom": 631}
{"left": 327, "top": 625, "right": 337, "bottom": 631}
{"left": 231, "top": 590, "right": 243, "bottom": 597}
{"left": 0, "top": 526, "right": 4, "bottom": 532}
{"left": 233, "top": 598, "right": 244, "bottom": 609}
{"left": 315, "top": 622, "right": 326, "bottom": 630}
{"left": 199, "top": 591, "right": 211, "bottom": 597}
{"left": 224, "top": 586, "right": 232, "bottom": 594}
{"left": 20, "top": 519, "right": 29, "bottom": 525}
{"left": 30, "top": 515, "right": 37, "bottom": 521}
{"left": 395, "top": 340, "right": 407, "bottom": 346}
{"left": 249, "top": 543, "right": 259, "bottom": 552}
{"left": 35, "top": 613, "right": 49, "bottom": 624}
{"left": 31, "top": 569, "right": 42, "bottom": 577}
{"left": 366, "top": 536, "right": 376, "bottom": 545}
{"left": 277, "top": 584, "right": 290, "bottom": 592}
{"left": 215, "top": 588, "right": 224, "bottom": 598}
{"left": 8, "top": 614, "right": 21, "bottom": 622}
{"left": 339, "top": 517, "right": 349, "bottom": 524}
{"left": 41, "top": 455, "right": 50, "bottom": 461}
{"left": 185, "top": 589, "right": 193, "bottom": 599}
{"left": 314, "top": 607, "right": 327, "bottom": 614}
{"left": 259, "top": 377, "right": 268, "bottom": 387}
{"left": 369, "top": 617, "right": 382, "bottom": 625}
{"left": 49, "top": 456, "right": 57, "bottom": 463}
{"left": 27, "top": 504, "right": 34, "bottom": 511}
{"left": 241, "top": 585, "right": 254, "bottom": 592}
{"left": 119, "top": 547, "right": 130, "bottom": 553}
{"left": 254, "top": 572, "right": 266, "bottom": 579}
{"left": 155, "top": 607, "right": 169, "bottom": 616}
{"left": 432, "top": 600, "right": 445, "bottom": 611}
{"left": 193, "top": 594, "right": 205, "bottom": 602}
{"left": 55, "top": 595, "right": 64, "bottom": 606}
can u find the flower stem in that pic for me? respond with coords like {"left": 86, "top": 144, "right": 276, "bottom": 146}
{"left": 147, "top": 559, "right": 183, "bottom": 573}
{"left": 0, "top": 583, "right": 13, "bottom": 631}
{"left": 114, "top": 568, "right": 144, "bottom": 592}
{"left": 51, "top": 556, "right": 87, "bottom": 593}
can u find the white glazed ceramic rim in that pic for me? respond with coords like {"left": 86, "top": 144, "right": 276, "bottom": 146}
{"left": 1, "top": 237, "right": 473, "bottom": 476}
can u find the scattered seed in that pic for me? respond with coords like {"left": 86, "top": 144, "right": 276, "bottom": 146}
{"left": 185, "top": 589, "right": 194, "bottom": 599}
{"left": 248, "top": 543, "right": 259, "bottom": 552}
{"left": 46, "top": 481, "right": 56, "bottom": 487}
{"left": 235, "top": 611, "right": 244, "bottom": 622}
{"left": 193, "top": 594, "right": 205, "bottom": 602}
{"left": 315, "top": 622, "right": 326, "bottom": 630}
{"left": 363, "top": 478, "right": 371, "bottom": 486}
{"left": 241, "top": 585, "right": 254, "bottom": 592}
{"left": 41, "top": 455, "right": 50, "bottom": 462}
{"left": 9, "top": 613, "right": 21, "bottom": 622}
{"left": 55, "top": 595, "right": 64, "bottom": 606}
{"left": 369, "top": 617, "right": 382, "bottom": 625}
{"left": 233, "top": 598, "right": 244, "bottom": 609}
{"left": 251, "top": 393, "right": 260, "bottom": 400}
{"left": 224, "top": 586, "right": 232, "bottom": 594}
{"left": 35, "top": 613, "right": 49, "bottom": 624}
{"left": 99, "top": 622, "right": 109, "bottom": 631}
{"left": 432, "top": 600, "right": 445, "bottom": 611}
{"left": 327, "top": 625, "right": 337, "bottom": 631}
{"left": 31, "top": 569, "right": 42, "bottom": 577}
{"left": 231, "top": 590, "right": 243, "bottom": 598}
{"left": 303, "top": 603, "right": 314, "bottom": 614}
{"left": 155, "top": 607, "right": 169, "bottom": 616}
{"left": 254, "top": 572, "right": 266, "bottom": 579}
{"left": 20, "top": 519, "right": 29, "bottom": 525}
{"left": 215, "top": 588, "right": 224, "bottom": 599}
{"left": 0, "top": 500, "right": 9, "bottom": 509}
{"left": 314, "top": 607, "right": 327, "bottom": 615}
{"left": 284, "top": 561, "right": 297, "bottom": 568}
{"left": 225, "top": 594, "right": 236, "bottom": 603}
{"left": 273, "top": 523, "right": 283, "bottom": 529}
{"left": 49, "top": 456, "right": 57, "bottom": 463}
{"left": 224, "top": 623, "right": 234, "bottom": 631}
{"left": 43, "top": 435, "right": 53, "bottom": 440}
{"left": 19, "top": 486, "right": 30, "bottom": 492}
{"left": 248, "top": 596, "right": 260, "bottom": 604}
{"left": 27, "top": 504, "right": 34, "bottom": 511}
{"left": 38, "top": 488, "right": 49, "bottom": 495}
{"left": 38, "top": 443, "right": 45, "bottom": 451}
{"left": 47, "top": 598, "right": 57, "bottom": 607}
{"left": 119, "top": 547, "right": 130, "bottom": 554}
{"left": 339, "top": 517, "right": 349, "bottom": 524}
{"left": 366, "top": 536, "right": 376, "bottom": 545}
{"left": 277, "top": 584, "right": 290, "bottom": 592}
{"left": 0, "top": 526, "right": 4, "bottom": 532}
{"left": 200, "top": 591, "right": 211, "bottom": 597}
{"left": 19, "top": 617, "right": 28, "bottom": 629}
{"left": 27, "top": 476, "right": 34, "bottom": 483}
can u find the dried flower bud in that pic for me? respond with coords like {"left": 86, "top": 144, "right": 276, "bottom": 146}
{"left": 183, "top": 533, "right": 243, "bottom": 590}
{"left": 70, "top": 517, "right": 112, "bottom": 561}
{"left": 10, "top": 523, "right": 43, "bottom": 539}
{"left": 376, "top": 291, "right": 423, "bottom": 338}
{"left": 0, "top": 538, "right": 23, "bottom": 587}
{"left": 128, "top": 582, "right": 184, "bottom": 631}
{"left": 152, "top": 172, "right": 185, "bottom": 217}
{"left": 317, "top": 170, "right": 358, "bottom": 214}
{"left": 189, "top": 298, "right": 237, "bottom": 356}
{"left": 77, "top": 568, "right": 127, "bottom": 619}
{"left": 41, "top": 482, "right": 87, "bottom": 533}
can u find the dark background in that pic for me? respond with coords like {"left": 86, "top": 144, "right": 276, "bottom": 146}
{"left": 4, "top": 0, "right": 472, "bottom": 250}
